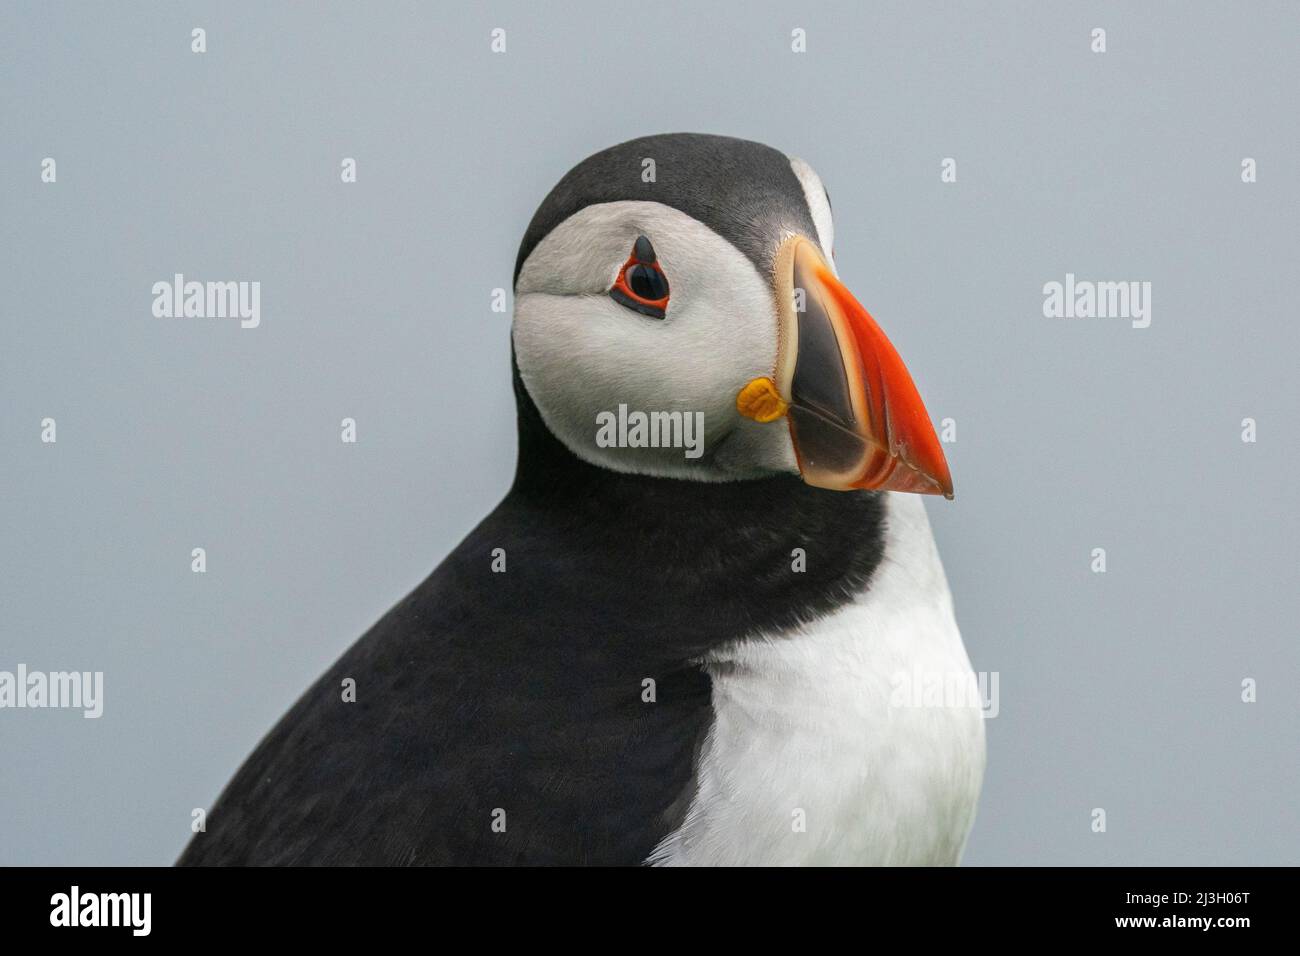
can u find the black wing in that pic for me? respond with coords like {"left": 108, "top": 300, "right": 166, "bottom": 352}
{"left": 178, "top": 494, "right": 713, "bottom": 866}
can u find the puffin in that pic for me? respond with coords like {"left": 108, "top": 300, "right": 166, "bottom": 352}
{"left": 179, "top": 133, "right": 985, "bottom": 867}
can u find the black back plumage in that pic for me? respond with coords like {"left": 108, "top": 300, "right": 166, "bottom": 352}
{"left": 179, "top": 135, "right": 885, "bottom": 866}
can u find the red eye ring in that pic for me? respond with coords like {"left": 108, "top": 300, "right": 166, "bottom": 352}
{"left": 609, "top": 235, "right": 670, "bottom": 319}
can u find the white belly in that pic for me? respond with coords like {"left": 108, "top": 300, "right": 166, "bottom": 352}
{"left": 649, "top": 495, "right": 986, "bottom": 866}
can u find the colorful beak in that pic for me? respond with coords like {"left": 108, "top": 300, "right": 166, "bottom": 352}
{"left": 739, "top": 235, "right": 953, "bottom": 498}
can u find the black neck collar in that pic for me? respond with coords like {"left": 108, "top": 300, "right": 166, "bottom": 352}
{"left": 505, "top": 363, "right": 888, "bottom": 655}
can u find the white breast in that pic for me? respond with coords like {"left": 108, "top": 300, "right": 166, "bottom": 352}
{"left": 649, "top": 494, "right": 986, "bottom": 866}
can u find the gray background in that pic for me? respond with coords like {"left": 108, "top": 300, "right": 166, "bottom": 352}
{"left": 2, "top": 1, "right": 1296, "bottom": 866}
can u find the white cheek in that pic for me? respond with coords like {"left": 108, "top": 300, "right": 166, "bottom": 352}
{"left": 513, "top": 201, "right": 798, "bottom": 481}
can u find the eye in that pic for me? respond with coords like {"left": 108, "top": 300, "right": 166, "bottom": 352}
{"left": 609, "top": 235, "right": 670, "bottom": 319}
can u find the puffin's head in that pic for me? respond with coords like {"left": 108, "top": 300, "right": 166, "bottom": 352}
{"left": 512, "top": 133, "right": 952, "bottom": 498}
